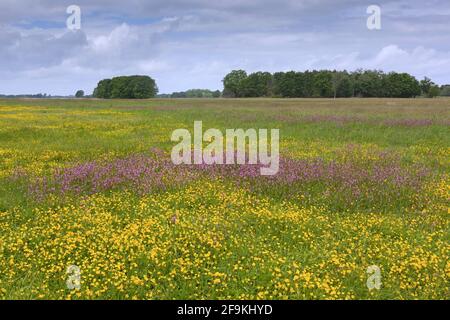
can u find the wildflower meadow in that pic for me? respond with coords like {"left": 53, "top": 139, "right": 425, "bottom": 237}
{"left": 0, "top": 98, "right": 448, "bottom": 299}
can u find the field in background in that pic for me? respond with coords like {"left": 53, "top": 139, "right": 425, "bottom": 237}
{"left": 0, "top": 98, "right": 448, "bottom": 299}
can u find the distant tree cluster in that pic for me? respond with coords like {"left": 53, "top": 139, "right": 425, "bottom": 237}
{"left": 158, "top": 89, "right": 221, "bottom": 98}
{"left": 440, "top": 85, "right": 450, "bottom": 97}
{"left": 0, "top": 93, "right": 51, "bottom": 98}
{"left": 75, "top": 90, "right": 84, "bottom": 98}
{"left": 222, "top": 69, "right": 438, "bottom": 98}
{"left": 93, "top": 75, "right": 158, "bottom": 99}
{"left": 419, "top": 77, "right": 441, "bottom": 98}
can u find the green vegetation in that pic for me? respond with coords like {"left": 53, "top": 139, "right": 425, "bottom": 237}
{"left": 420, "top": 77, "right": 441, "bottom": 98}
{"left": 75, "top": 90, "right": 85, "bottom": 98}
{"left": 439, "top": 85, "right": 450, "bottom": 97}
{"left": 223, "top": 69, "right": 426, "bottom": 98}
{"left": 158, "top": 89, "right": 222, "bottom": 98}
{"left": 93, "top": 75, "right": 158, "bottom": 99}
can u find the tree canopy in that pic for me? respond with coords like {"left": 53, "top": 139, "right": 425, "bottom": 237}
{"left": 222, "top": 70, "right": 248, "bottom": 97}
{"left": 440, "top": 85, "right": 450, "bottom": 97}
{"left": 93, "top": 76, "right": 158, "bottom": 99}
{"left": 75, "top": 90, "right": 84, "bottom": 98}
{"left": 223, "top": 69, "right": 429, "bottom": 98}
{"left": 420, "top": 77, "right": 441, "bottom": 98}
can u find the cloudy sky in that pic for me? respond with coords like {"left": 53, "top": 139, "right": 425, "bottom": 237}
{"left": 1, "top": 0, "right": 449, "bottom": 95}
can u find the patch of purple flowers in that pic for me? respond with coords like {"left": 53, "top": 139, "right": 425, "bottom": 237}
{"left": 28, "top": 148, "right": 430, "bottom": 208}
{"left": 195, "top": 153, "right": 429, "bottom": 196}
{"left": 274, "top": 114, "right": 447, "bottom": 127}
{"left": 382, "top": 119, "right": 435, "bottom": 127}
{"left": 29, "top": 148, "right": 196, "bottom": 200}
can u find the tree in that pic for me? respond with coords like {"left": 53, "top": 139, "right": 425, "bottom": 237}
{"left": 384, "top": 72, "right": 421, "bottom": 98}
{"left": 313, "top": 71, "right": 333, "bottom": 98}
{"left": 93, "top": 79, "right": 112, "bottom": 98}
{"left": 292, "top": 72, "right": 307, "bottom": 97}
{"left": 165, "top": 89, "right": 221, "bottom": 98}
{"left": 440, "top": 85, "right": 450, "bottom": 96}
{"left": 129, "top": 76, "right": 158, "bottom": 99}
{"left": 302, "top": 71, "right": 315, "bottom": 97}
{"left": 75, "top": 90, "right": 84, "bottom": 98}
{"left": 331, "top": 71, "right": 352, "bottom": 99}
{"left": 337, "top": 72, "right": 353, "bottom": 98}
{"left": 331, "top": 72, "right": 342, "bottom": 99}
{"left": 420, "top": 77, "right": 433, "bottom": 96}
{"left": 240, "top": 72, "right": 273, "bottom": 97}
{"left": 222, "top": 70, "right": 247, "bottom": 97}
{"left": 273, "top": 72, "right": 295, "bottom": 97}
{"left": 171, "top": 91, "right": 187, "bottom": 98}
{"left": 428, "top": 85, "right": 440, "bottom": 98}
{"left": 272, "top": 71, "right": 308, "bottom": 98}
{"left": 93, "top": 76, "right": 158, "bottom": 99}
{"left": 353, "top": 70, "right": 385, "bottom": 97}
{"left": 420, "top": 77, "right": 441, "bottom": 98}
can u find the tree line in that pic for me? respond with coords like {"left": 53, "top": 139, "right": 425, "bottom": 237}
{"left": 87, "top": 72, "right": 446, "bottom": 99}
{"left": 223, "top": 69, "right": 442, "bottom": 98}
{"left": 157, "top": 89, "right": 221, "bottom": 98}
{"left": 440, "top": 85, "right": 450, "bottom": 96}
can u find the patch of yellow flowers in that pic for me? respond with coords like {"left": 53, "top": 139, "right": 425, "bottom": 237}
{"left": 0, "top": 179, "right": 448, "bottom": 300}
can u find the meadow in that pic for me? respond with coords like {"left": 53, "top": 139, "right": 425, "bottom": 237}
{"left": 0, "top": 98, "right": 448, "bottom": 300}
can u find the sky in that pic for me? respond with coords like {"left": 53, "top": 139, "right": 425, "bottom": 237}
{"left": 0, "top": 0, "right": 449, "bottom": 95}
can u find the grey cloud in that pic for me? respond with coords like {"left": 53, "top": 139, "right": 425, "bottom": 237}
{"left": 0, "top": 27, "right": 88, "bottom": 71}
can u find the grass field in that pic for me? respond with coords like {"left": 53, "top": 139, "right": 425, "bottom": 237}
{"left": 0, "top": 98, "right": 448, "bottom": 300}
